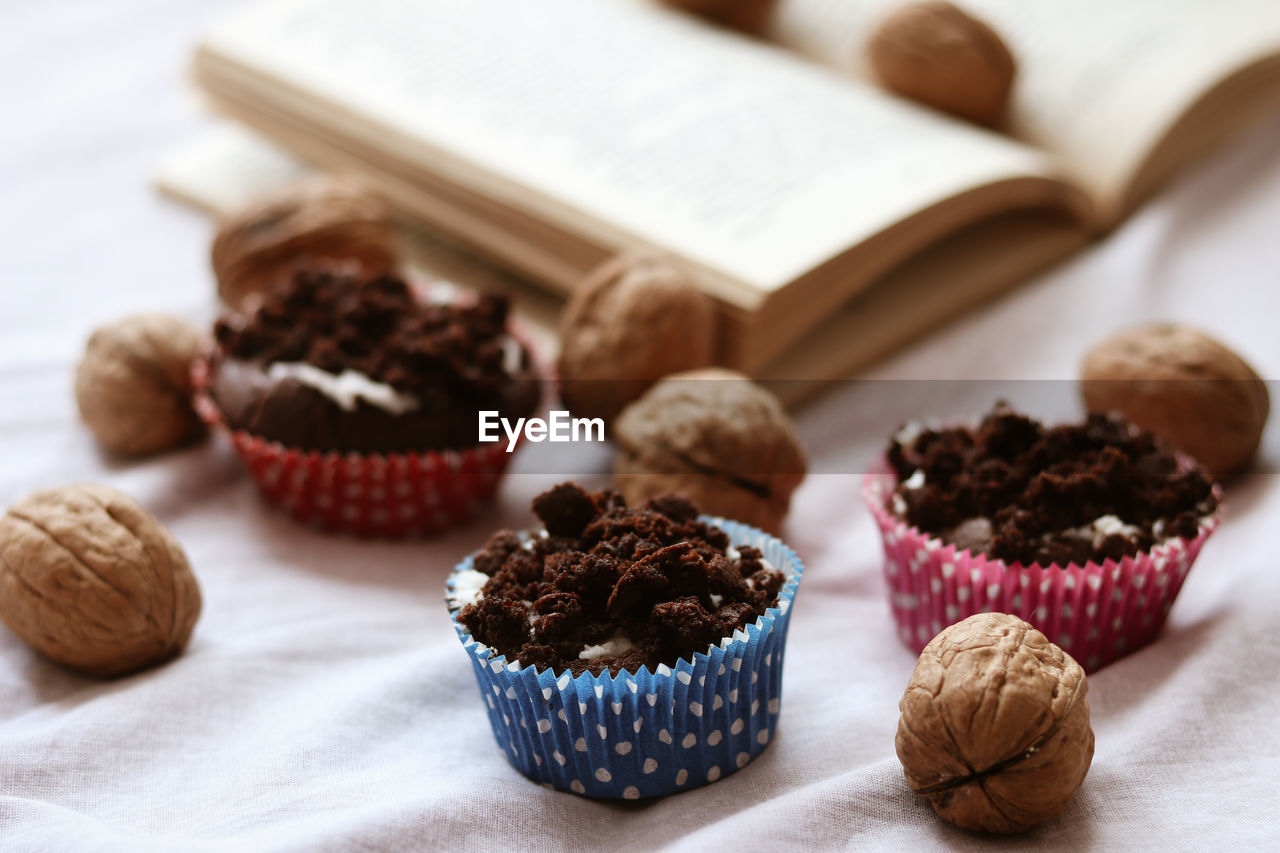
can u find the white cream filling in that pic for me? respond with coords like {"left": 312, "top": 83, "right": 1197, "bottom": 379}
{"left": 500, "top": 335, "right": 524, "bottom": 375}
{"left": 727, "top": 544, "right": 776, "bottom": 591}
{"left": 521, "top": 529, "right": 550, "bottom": 551}
{"left": 892, "top": 469, "right": 925, "bottom": 515}
{"left": 578, "top": 632, "right": 635, "bottom": 661}
{"left": 267, "top": 362, "right": 420, "bottom": 414}
{"left": 895, "top": 420, "right": 925, "bottom": 448}
{"left": 724, "top": 544, "right": 774, "bottom": 576}
{"left": 1087, "top": 514, "right": 1142, "bottom": 548}
{"left": 1048, "top": 514, "right": 1147, "bottom": 552}
{"left": 450, "top": 568, "right": 489, "bottom": 608}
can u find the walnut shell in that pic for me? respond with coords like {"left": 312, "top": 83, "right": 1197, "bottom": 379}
{"left": 897, "top": 613, "right": 1094, "bottom": 834}
{"left": 558, "top": 253, "right": 716, "bottom": 424}
{"left": 210, "top": 176, "right": 399, "bottom": 307}
{"left": 1081, "top": 324, "right": 1269, "bottom": 479}
{"left": 867, "top": 2, "right": 1016, "bottom": 127}
{"left": 74, "top": 313, "right": 206, "bottom": 457}
{"left": 659, "top": 0, "right": 777, "bottom": 34}
{"left": 0, "top": 484, "right": 201, "bottom": 677}
{"left": 613, "top": 368, "right": 805, "bottom": 532}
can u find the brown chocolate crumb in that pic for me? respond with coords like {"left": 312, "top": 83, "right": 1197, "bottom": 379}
{"left": 207, "top": 268, "right": 541, "bottom": 453}
{"left": 886, "top": 403, "right": 1218, "bottom": 566}
{"left": 213, "top": 269, "right": 525, "bottom": 395}
{"left": 456, "top": 484, "right": 786, "bottom": 676}
{"left": 472, "top": 530, "right": 523, "bottom": 576}
{"left": 531, "top": 482, "right": 604, "bottom": 538}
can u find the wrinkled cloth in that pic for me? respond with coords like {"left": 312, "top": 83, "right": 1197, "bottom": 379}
{"left": 2, "top": 2, "right": 1279, "bottom": 850}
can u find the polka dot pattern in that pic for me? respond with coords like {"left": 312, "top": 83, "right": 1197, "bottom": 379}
{"left": 449, "top": 517, "right": 802, "bottom": 799}
{"left": 193, "top": 358, "right": 511, "bottom": 537}
{"left": 863, "top": 463, "right": 1220, "bottom": 672}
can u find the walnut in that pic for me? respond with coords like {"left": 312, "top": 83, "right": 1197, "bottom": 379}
{"left": 867, "top": 2, "right": 1016, "bottom": 127}
{"left": 210, "top": 176, "right": 399, "bottom": 307}
{"left": 74, "top": 313, "right": 206, "bottom": 457}
{"left": 0, "top": 484, "right": 202, "bottom": 677}
{"left": 558, "top": 253, "right": 716, "bottom": 424}
{"left": 658, "top": 0, "right": 777, "bottom": 35}
{"left": 897, "top": 613, "right": 1094, "bottom": 834}
{"left": 613, "top": 368, "right": 805, "bottom": 532}
{"left": 1081, "top": 324, "right": 1269, "bottom": 479}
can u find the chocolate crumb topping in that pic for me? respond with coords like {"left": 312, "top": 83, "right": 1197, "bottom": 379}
{"left": 456, "top": 483, "right": 786, "bottom": 676}
{"left": 213, "top": 269, "right": 525, "bottom": 395}
{"left": 886, "top": 403, "right": 1218, "bottom": 566}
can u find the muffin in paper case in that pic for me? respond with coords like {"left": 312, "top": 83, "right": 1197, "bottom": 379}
{"left": 192, "top": 356, "right": 517, "bottom": 537}
{"left": 862, "top": 460, "right": 1219, "bottom": 671}
{"left": 446, "top": 517, "right": 804, "bottom": 798}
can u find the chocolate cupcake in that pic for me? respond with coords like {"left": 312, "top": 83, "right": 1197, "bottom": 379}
{"left": 194, "top": 270, "right": 541, "bottom": 536}
{"left": 208, "top": 270, "right": 538, "bottom": 453}
{"left": 447, "top": 482, "right": 804, "bottom": 798}
{"left": 863, "top": 404, "right": 1221, "bottom": 671}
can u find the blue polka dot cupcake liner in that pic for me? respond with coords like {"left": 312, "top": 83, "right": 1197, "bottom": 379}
{"left": 447, "top": 517, "right": 803, "bottom": 799}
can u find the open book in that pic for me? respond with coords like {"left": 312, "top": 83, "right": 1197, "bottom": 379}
{"left": 167, "top": 0, "right": 1280, "bottom": 383}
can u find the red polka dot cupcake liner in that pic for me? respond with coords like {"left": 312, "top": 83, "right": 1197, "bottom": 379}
{"left": 446, "top": 518, "right": 804, "bottom": 799}
{"left": 191, "top": 357, "right": 516, "bottom": 538}
{"left": 862, "top": 460, "right": 1220, "bottom": 672}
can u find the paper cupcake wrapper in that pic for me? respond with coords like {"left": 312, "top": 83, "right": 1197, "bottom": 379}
{"left": 862, "top": 462, "right": 1219, "bottom": 671}
{"left": 447, "top": 518, "right": 804, "bottom": 799}
{"left": 191, "top": 357, "right": 514, "bottom": 537}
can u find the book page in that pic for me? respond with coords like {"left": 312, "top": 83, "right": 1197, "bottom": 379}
{"left": 154, "top": 126, "right": 1083, "bottom": 386}
{"left": 769, "top": 0, "right": 1280, "bottom": 216}
{"left": 199, "top": 0, "right": 1065, "bottom": 298}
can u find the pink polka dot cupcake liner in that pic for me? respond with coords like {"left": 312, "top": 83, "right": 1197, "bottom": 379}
{"left": 192, "top": 357, "right": 516, "bottom": 537}
{"left": 862, "top": 461, "right": 1220, "bottom": 672}
{"left": 446, "top": 518, "right": 804, "bottom": 799}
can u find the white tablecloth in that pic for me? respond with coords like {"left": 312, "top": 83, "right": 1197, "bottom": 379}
{"left": 3, "top": 2, "right": 1279, "bottom": 849}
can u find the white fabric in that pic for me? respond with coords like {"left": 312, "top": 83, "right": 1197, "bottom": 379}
{"left": 3, "top": 2, "right": 1280, "bottom": 849}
